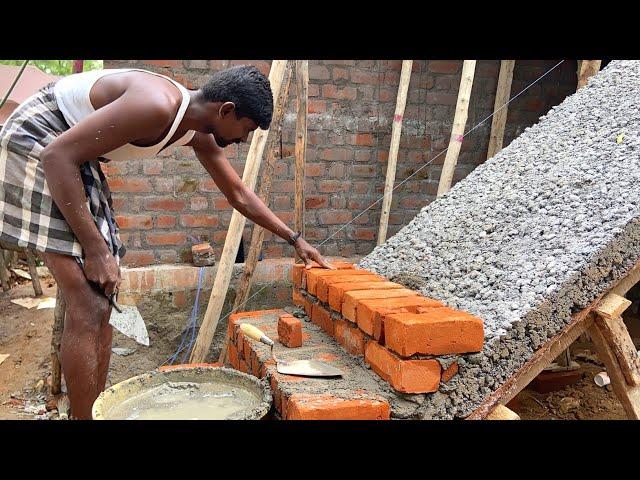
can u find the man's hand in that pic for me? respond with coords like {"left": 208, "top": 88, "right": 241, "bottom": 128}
{"left": 83, "top": 250, "right": 121, "bottom": 296}
{"left": 294, "top": 238, "right": 335, "bottom": 270}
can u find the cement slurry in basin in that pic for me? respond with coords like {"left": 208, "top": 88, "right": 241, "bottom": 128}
{"left": 108, "top": 381, "right": 260, "bottom": 420}
{"left": 359, "top": 60, "right": 640, "bottom": 418}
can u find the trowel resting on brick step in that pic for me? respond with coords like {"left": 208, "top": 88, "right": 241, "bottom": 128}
{"left": 239, "top": 324, "right": 342, "bottom": 378}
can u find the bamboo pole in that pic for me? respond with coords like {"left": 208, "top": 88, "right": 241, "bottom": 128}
{"left": 26, "top": 249, "right": 43, "bottom": 296}
{"left": 437, "top": 60, "right": 477, "bottom": 196}
{"left": 190, "top": 60, "right": 289, "bottom": 363}
{"left": 294, "top": 60, "right": 308, "bottom": 257}
{"left": 376, "top": 60, "right": 413, "bottom": 246}
{"left": 217, "top": 63, "right": 294, "bottom": 363}
{"left": 50, "top": 288, "right": 66, "bottom": 395}
{"left": 486, "top": 60, "right": 515, "bottom": 160}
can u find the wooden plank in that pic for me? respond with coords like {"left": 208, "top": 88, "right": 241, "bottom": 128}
{"left": 294, "top": 60, "right": 308, "bottom": 255}
{"left": 26, "top": 249, "right": 43, "bottom": 297}
{"left": 189, "top": 60, "right": 289, "bottom": 364}
{"left": 577, "top": 60, "right": 602, "bottom": 90}
{"left": 486, "top": 60, "right": 515, "bottom": 159}
{"left": 595, "top": 293, "right": 632, "bottom": 320}
{"left": 50, "top": 288, "right": 65, "bottom": 395}
{"left": 0, "top": 249, "right": 9, "bottom": 291}
{"left": 377, "top": 60, "right": 413, "bottom": 246}
{"left": 437, "top": 60, "right": 477, "bottom": 196}
{"left": 593, "top": 314, "right": 640, "bottom": 386}
{"left": 485, "top": 404, "right": 520, "bottom": 420}
{"left": 588, "top": 316, "right": 640, "bottom": 419}
{"left": 468, "top": 259, "right": 640, "bottom": 419}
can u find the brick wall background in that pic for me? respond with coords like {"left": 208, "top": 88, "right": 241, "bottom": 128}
{"left": 103, "top": 60, "right": 579, "bottom": 266}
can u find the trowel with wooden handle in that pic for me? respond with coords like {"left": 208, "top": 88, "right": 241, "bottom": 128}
{"left": 239, "top": 323, "right": 342, "bottom": 378}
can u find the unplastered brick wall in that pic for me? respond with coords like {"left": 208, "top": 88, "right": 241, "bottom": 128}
{"left": 103, "top": 60, "right": 578, "bottom": 266}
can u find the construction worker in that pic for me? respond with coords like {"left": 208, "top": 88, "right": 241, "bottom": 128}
{"left": 0, "top": 65, "right": 333, "bottom": 419}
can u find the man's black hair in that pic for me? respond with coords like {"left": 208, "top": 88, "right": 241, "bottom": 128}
{"left": 201, "top": 65, "right": 273, "bottom": 129}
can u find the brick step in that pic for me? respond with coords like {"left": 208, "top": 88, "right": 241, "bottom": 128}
{"left": 225, "top": 309, "right": 392, "bottom": 420}
{"left": 292, "top": 263, "right": 485, "bottom": 394}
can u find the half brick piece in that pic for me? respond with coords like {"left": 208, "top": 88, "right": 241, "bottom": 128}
{"left": 316, "top": 273, "right": 385, "bottom": 303}
{"left": 383, "top": 307, "right": 484, "bottom": 357}
{"left": 278, "top": 314, "right": 303, "bottom": 348}
{"left": 365, "top": 341, "right": 441, "bottom": 394}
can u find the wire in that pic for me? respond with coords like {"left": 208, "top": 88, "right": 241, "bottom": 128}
{"left": 185, "top": 59, "right": 566, "bottom": 358}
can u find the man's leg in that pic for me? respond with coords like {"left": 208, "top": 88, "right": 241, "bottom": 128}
{"left": 43, "top": 252, "right": 113, "bottom": 419}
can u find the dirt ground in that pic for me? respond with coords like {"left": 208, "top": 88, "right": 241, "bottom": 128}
{"left": 0, "top": 276, "right": 637, "bottom": 420}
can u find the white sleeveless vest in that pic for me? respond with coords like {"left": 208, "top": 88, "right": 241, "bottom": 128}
{"left": 53, "top": 68, "right": 196, "bottom": 161}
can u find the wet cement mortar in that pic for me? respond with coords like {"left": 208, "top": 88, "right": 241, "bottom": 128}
{"left": 108, "top": 281, "right": 291, "bottom": 387}
{"left": 359, "top": 60, "right": 640, "bottom": 419}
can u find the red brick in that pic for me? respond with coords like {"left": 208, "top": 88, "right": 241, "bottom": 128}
{"left": 116, "top": 215, "right": 152, "bottom": 230}
{"left": 384, "top": 308, "right": 484, "bottom": 356}
{"left": 180, "top": 215, "right": 219, "bottom": 228}
{"left": 305, "top": 196, "right": 329, "bottom": 209}
{"left": 357, "top": 297, "right": 446, "bottom": 336}
{"left": 145, "top": 198, "right": 186, "bottom": 211}
{"left": 311, "top": 303, "right": 334, "bottom": 336}
{"left": 373, "top": 307, "right": 410, "bottom": 343}
{"left": 351, "top": 71, "right": 377, "bottom": 84}
{"left": 305, "top": 163, "right": 325, "bottom": 177}
{"left": 441, "top": 362, "right": 459, "bottom": 383}
{"left": 316, "top": 273, "right": 385, "bottom": 303}
{"left": 294, "top": 261, "right": 355, "bottom": 290}
{"left": 308, "top": 100, "right": 327, "bottom": 113}
{"left": 278, "top": 314, "right": 303, "bottom": 348}
{"left": 334, "top": 318, "right": 366, "bottom": 356}
{"left": 143, "top": 160, "right": 163, "bottom": 175}
{"left": 332, "top": 68, "right": 349, "bottom": 81}
{"left": 122, "top": 250, "right": 155, "bottom": 267}
{"left": 304, "top": 268, "right": 369, "bottom": 296}
{"left": 146, "top": 232, "right": 186, "bottom": 246}
{"left": 365, "top": 341, "right": 441, "bottom": 394}
{"left": 156, "top": 215, "right": 176, "bottom": 228}
{"left": 292, "top": 289, "right": 305, "bottom": 307}
{"left": 286, "top": 394, "right": 390, "bottom": 420}
{"left": 342, "top": 288, "right": 420, "bottom": 322}
{"left": 303, "top": 296, "right": 315, "bottom": 318}
{"left": 143, "top": 60, "right": 181, "bottom": 68}
{"left": 428, "top": 60, "right": 461, "bottom": 74}
{"left": 227, "top": 343, "right": 239, "bottom": 369}
{"left": 322, "top": 84, "right": 357, "bottom": 100}
{"left": 109, "top": 177, "right": 152, "bottom": 193}
{"left": 320, "top": 149, "right": 351, "bottom": 162}
{"left": 319, "top": 211, "right": 352, "bottom": 225}
{"left": 354, "top": 133, "right": 374, "bottom": 146}
{"left": 328, "top": 281, "right": 403, "bottom": 312}
{"left": 171, "top": 290, "right": 187, "bottom": 308}
{"left": 352, "top": 228, "right": 377, "bottom": 241}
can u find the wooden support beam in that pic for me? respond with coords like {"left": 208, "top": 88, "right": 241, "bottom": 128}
{"left": 486, "top": 60, "right": 515, "bottom": 160}
{"left": 217, "top": 63, "right": 294, "bottom": 364}
{"left": 593, "top": 314, "right": 640, "bottom": 387}
{"left": 26, "top": 249, "right": 43, "bottom": 297}
{"left": 294, "top": 60, "right": 308, "bottom": 258}
{"left": 485, "top": 404, "right": 520, "bottom": 420}
{"left": 588, "top": 314, "right": 640, "bottom": 419}
{"left": 0, "top": 249, "right": 9, "bottom": 291}
{"left": 577, "top": 60, "right": 602, "bottom": 90}
{"left": 189, "top": 60, "right": 289, "bottom": 364}
{"left": 377, "top": 60, "right": 413, "bottom": 246}
{"left": 437, "top": 60, "right": 476, "bottom": 196}
{"left": 51, "top": 288, "right": 66, "bottom": 395}
{"left": 596, "top": 293, "right": 632, "bottom": 320}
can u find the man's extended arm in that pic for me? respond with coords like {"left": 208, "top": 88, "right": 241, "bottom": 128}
{"left": 189, "top": 132, "right": 333, "bottom": 269}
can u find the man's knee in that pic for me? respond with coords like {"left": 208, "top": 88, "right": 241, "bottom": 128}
{"left": 64, "top": 290, "right": 111, "bottom": 336}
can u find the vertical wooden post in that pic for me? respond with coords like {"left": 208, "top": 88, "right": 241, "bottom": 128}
{"left": 217, "top": 63, "right": 294, "bottom": 363}
{"left": 377, "top": 60, "right": 413, "bottom": 246}
{"left": 26, "top": 249, "right": 43, "bottom": 297}
{"left": 577, "top": 60, "right": 602, "bottom": 90}
{"left": 190, "top": 60, "right": 289, "bottom": 364}
{"left": 0, "top": 249, "right": 9, "bottom": 291}
{"left": 294, "top": 60, "right": 308, "bottom": 258}
{"left": 486, "top": 60, "right": 515, "bottom": 160}
{"left": 51, "top": 288, "right": 66, "bottom": 395}
{"left": 437, "top": 60, "right": 476, "bottom": 197}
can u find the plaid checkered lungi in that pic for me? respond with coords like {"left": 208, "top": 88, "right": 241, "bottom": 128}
{"left": 0, "top": 83, "right": 125, "bottom": 263}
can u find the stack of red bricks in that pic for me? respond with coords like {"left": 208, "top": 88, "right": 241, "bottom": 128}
{"left": 293, "top": 262, "right": 485, "bottom": 394}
